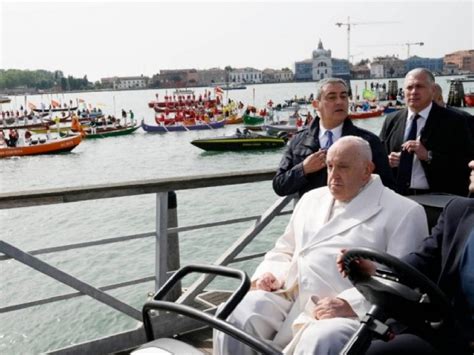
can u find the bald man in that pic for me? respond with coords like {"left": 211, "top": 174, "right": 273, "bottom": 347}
{"left": 214, "top": 136, "right": 428, "bottom": 355}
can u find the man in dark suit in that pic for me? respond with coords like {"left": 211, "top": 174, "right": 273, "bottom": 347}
{"left": 338, "top": 159, "right": 474, "bottom": 355}
{"left": 379, "top": 68, "right": 474, "bottom": 196}
{"left": 273, "top": 78, "right": 394, "bottom": 197}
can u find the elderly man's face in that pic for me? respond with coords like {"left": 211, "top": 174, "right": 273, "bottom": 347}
{"left": 315, "top": 83, "right": 349, "bottom": 127}
{"left": 404, "top": 72, "right": 434, "bottom": 113}
{"left": 326, "top": 144, "right": 373, "bottom": 202}
{"left": 469, "top": 160, "right": 474, "bottom": 193}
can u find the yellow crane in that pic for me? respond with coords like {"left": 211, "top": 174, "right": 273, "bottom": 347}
{"left": 335, "top": 17, "right": 399, "bottom": 63}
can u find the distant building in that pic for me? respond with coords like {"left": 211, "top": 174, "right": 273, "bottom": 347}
{"left": 158, "top": 69, "right": 198, "bottom": 88}
{"left": 444, "top": 50, "right": 474, "bottom": 73}
{"left": 332, "top": 58, "right": 351, "bottom": 78}
{"left": 294, "top": 40, "right": 349, "bottom": 81}
{"left": 197, "top": 68, "right": 226, "bottom": 86}
{"left": 229, "top": 68, "right": 262, "bottom": 84}
{"left": 370, "top": 63, "right": 384, "bottom": 79}
{"left": 443, "top": 62, "right": 460, "bottom": 75}
{"left": 100, "top": 75, "right": 149, "bottom": 90}
{"left": 262, "top": 68, "right": 294, "bottom": 83}
{"left": 405, "top": 56, "right": 444, "bottom": 75}
{"left": 294, "top": 59, "right": 313, "bottom": 81}
{"left": 312, "top": 40, "right": 332, "bottom": 80}
{"left": 371, "top": 56, "right": 405, "bottom": 78}
{"left": 351, "top": 65, "right": 371, "bottom": 79}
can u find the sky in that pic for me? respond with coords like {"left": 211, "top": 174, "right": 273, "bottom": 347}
{"left": 0, "top": 0, "right": 473, "bottom": 82}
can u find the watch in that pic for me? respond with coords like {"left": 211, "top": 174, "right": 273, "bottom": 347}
{"left": 426, "top": 150, "right": 433, "bottom": 164}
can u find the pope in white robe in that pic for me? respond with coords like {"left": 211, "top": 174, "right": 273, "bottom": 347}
{"left": 214, "top": 136, "right": 428, "bottom": 355}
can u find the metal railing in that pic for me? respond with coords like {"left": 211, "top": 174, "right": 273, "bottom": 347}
{"left": 0, "top": 169, "right": 295, "bottom": 354}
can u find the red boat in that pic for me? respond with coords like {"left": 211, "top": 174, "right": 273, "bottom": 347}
{"left": 349, "top": 108, "right": 385, "bottom": 119}
{"left": 464, "top": 93, "right": 474, "bottom": 107}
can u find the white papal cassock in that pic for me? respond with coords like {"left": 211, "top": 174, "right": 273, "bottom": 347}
{"left": 214, "top": 175, "right": 429, "bottom": 354}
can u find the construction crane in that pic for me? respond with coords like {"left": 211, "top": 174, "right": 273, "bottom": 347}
{"left": 405, "top": 42, "right": 424, "bottom": 58}
{"left": 358, "top": 42, "right": 425, "bottom": 58}
{"left": 335, "top": 17, "right": 399, "bottom": 63}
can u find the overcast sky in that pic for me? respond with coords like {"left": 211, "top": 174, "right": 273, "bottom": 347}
{"left": 1, "top": 0, "right": 472, "bottom": 82}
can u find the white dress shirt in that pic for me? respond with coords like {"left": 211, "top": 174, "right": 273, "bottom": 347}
{"left": 318, "top": 121, "right": 343, "bottom": 149}
{"left": 405, "top": 103, "right": 431, "bottom": 189}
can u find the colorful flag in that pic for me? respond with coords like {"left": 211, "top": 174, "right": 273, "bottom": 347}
{"left": 362, "top": 89, "right": 376, "bottom": 101}
{"left": 51, "top": 99, "right": 60, "bottom": 108}
{"left": 214, "top": 86, "right": 224, "bottom": 96}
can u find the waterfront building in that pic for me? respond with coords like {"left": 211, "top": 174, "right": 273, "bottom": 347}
{"left": 370, "top": 56, "right": 405, "bottom": 78}
{"left": 294, "top": 59, "right": 313, "bottom": 81}
{"left": 100, "top": 75, "right": 149, "bottom": 90}
{"left": 294, "top": 40, "right": 349, "bottom": 81}
{"left": 332, "top": 58, "right": 351, "bottom": 78}
{"left": 196, "top": 68, "right": 226, "bottom": 86}
{"left": 156, "top": 69, "right": 198, "bottom": 88}
{"left": 312, "top": 39, "right": 332, "bottom": 80}
{"left": 370, "top": 63, "right": 384, "bottom": 79}
{"left": 262, "top": 68, "right": 294, "bottom": 83}
{"left": 444, "top": 50, "right": 474, "bottom": 73}
{"left": 405, "top": 56, "right": 444, "bottom": 75}
{"left": 351, "top": 65, "right": 371, "bottom": 79}
{"left": 443, "top": 62, "right": 460, "bottom": 75}
{"left": 228, "top": 68, "right": 262, "bottom": 84}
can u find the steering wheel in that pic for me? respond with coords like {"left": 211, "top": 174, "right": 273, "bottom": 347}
{"left": 342, "top": 247, "right": 453, "bottom": 330}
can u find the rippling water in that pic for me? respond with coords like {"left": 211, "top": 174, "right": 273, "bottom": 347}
{"left": 1, "top": 78, "right": 472, "bottom": 354}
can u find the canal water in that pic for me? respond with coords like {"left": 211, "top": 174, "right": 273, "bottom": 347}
{"left": 1, "top": 78, "right": 472, "bottom": 354}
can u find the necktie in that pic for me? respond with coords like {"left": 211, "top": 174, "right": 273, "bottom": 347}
{"left": 396, "top": 114, "right": 420, "bottom": 194}
{"left": 324, "top": 130, "right": 333, "bottom": 150}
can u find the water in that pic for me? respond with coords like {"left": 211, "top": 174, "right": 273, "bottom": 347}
{"left": 1, "top": 78, "right": 472, "bottom": 354}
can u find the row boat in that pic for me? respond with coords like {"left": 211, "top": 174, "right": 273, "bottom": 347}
{"left": 82, "top": 123, "right": 140, "bottom": 139}
{"left": 0, "top": 134, "right": 82, "bottom": 157}
{"left": 141, "top": 119, "right": 225, "bottom": 133}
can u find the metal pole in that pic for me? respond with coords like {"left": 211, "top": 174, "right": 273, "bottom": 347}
{"left": 155, "top": 192, "right": 168, "bottom": 291}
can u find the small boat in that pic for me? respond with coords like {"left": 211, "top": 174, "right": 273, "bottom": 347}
{"left": 464, "top": 93, "right": 474, "bottom": 107}
{"left": 242, "top": 114, "right": 265, "bottom": 126}
{"left": 222, "top": 84, "right": 246, "bottom": 90}
{"left": 81, "top": 123, "right": 140, "bottom": 139}
{"left": 224, "top": 115, "right": 243, "bottom": 125}
{"left": 383, "top": 105, "right": 405, "bottom": 114}
{"left": 349, "top": 108, "right": 385, "bottom": 119}
{"left": 190, "top": 130, "right": 287, "bottom": 151}
{"left": 263, "top": 123, "right": 298, "bottom": 136}
{"left": 141, "top": 119, "right": 225, "bottom": 133}
{"left": 33, "top": 106, "right": 78, "bottom": 113}
{"left": 0, "top": 134, "right": 82, "bottom": 158}
{"left": 0, "top": 96, "right": 11, "bottom": 104}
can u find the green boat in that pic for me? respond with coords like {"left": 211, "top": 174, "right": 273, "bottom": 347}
{"left": 242, "top": 114, "right": 265, "bottom": 126}
{"left": 84, "top": 123, "right": 140, "bottom": 139}
{"left": 60, "top": 123, "right": 140, "bottom": 139}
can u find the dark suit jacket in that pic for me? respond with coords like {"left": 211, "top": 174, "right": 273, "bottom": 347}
{"left": 380, "top": 102, "right": 474, "bottom": 196}
{"left": 403, "top": 197, "right": 474, "bottom": 344}
{"left": 272, "top": 116, "right": 394, "bottom": 197}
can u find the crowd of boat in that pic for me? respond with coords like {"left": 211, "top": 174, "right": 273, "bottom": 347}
{"left": 0, "top": 87, "right": 421, "bottom": 158}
